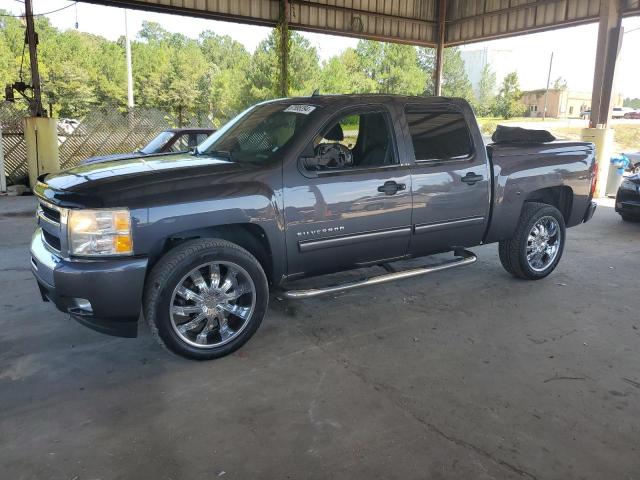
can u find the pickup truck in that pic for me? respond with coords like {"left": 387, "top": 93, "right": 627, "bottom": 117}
{"left": 31, "top": 95, "right": 598, "bottom": 360}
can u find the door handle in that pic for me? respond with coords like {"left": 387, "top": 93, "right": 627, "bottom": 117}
{"left": 378, "top": 181, "right": 406, "bottom": 195}
{"left": 461, "top": 172, "right": 484, "bottom": 185}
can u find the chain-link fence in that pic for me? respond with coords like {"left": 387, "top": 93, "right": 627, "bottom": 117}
{"left": 1, "top": 105, "right": 213, "bottom": 185}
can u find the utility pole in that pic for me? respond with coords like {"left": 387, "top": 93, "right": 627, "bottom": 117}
{"left": 542, "top": 52, "right": 553, "bottom": 121}
{"left": 124, "top": 10, "right": 134, "bottom": 109}
{"left": 24, "top": 0, "right": 45, "bottom": 117}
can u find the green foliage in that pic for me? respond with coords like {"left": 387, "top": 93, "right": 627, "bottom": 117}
{"left": 418, "top": 47, "right": 474, "bottom": 100}
{"left": 318, "top": 41, "right": 425, "bottom": 95}
{"left": 0, "top": 13, "right": 486, "bottom": 124}
{"left": 553, "top": 76, "right": 568, "bottom": 90}
{"left": 471, "top": 64, "right": 497, "bottom": 117}
{"left": 623, "top": 97, "right": 640, "bottom": 109}
{"left": 478, "top": 119, "right": 499, "bottom": 136}
{"left": 493, "top": 71, "right": 525, "bottom": 119}
{"left": 246, "top": 30, "right": 319, "bottom": 102}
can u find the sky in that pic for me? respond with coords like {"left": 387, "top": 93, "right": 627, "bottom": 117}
{"left": 3, "top": 0, "right": 640, "bottom": 97}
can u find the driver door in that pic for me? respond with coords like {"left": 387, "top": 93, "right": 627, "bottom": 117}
{"left": 283, "top": 105, "right": 412, "bottom": 279}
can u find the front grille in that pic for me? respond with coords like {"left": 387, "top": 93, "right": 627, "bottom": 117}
{"left": 36, "top": 197, "right": 64, "bottom": 254}
{"left": 39, "top": 202, "right": 61, "bottom": 224}
{"left": 42, "top": 230, "right": 61, "bottom": 252}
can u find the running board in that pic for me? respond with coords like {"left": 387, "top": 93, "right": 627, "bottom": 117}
{"left": 278, "top": 249, "right": 477, "bottom": 300}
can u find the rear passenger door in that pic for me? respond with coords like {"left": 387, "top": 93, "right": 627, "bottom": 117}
{"left": 403, "top": 105, "right": 490, "bottom": 255}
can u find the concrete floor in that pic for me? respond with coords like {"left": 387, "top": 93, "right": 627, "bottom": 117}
{"left": 1, "top": 196, "right": 639, "bottom": 480}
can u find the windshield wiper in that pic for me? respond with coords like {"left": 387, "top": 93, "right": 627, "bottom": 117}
{"left": 196, "top": 149, "right": 233, "bottom": 161}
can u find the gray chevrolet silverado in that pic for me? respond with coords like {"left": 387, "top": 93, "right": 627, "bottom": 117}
{"left": 31, "top": 95, "right": 597, "bottom": 360}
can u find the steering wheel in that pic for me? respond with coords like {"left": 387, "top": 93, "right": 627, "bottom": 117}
{"left": 313, "top": 143, "right": 353, "bottom": 169}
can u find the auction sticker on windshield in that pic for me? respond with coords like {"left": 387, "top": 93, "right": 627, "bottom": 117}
{"left": 284, "top": 105, "right": 316, "bottom": 115}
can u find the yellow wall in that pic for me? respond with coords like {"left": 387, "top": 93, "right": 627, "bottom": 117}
{"left": 24, "top": 117, "right": 60, "bottom": 188}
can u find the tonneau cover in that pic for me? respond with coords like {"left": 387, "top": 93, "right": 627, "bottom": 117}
{"left": 487, "top": 140, "right": 594, "bottom": 158}
{"left": 491, "top": 125, "right": 556, "bottom": 144}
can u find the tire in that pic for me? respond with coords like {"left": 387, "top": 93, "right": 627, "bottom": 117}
{"left": 143, "top": 238, "right": 269, "bottom": 360}
{"left": 498, "top": 241, "right": 515, "bottom": 275}
{"left": 498, "top": 202, "right": 566, "bottom": 280}
{"left": 621, "top": 214, "right": 640, "bottom": 223}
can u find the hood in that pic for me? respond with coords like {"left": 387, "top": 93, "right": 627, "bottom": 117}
{"left": 40, "top": 153, "right": 251, "bottom": 207}
{"left": 80, "top": 151, "right": 144, "bottom": 165}
{"left": 626, "top": 172, "right": 640, "bottom": 184}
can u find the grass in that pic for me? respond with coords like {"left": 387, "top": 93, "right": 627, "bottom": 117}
{"left": 550, "top": 125, "right": 640, "bottom": 153}
{"left": 476, "top": 116, "right": 640, "bottom": 153}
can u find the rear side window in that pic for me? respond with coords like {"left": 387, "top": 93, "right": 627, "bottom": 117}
{"left": 405, "top": 109, "right": 473, "bottom": 161}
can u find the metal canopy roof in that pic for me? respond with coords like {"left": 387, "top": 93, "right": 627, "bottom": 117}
{"left": 82, "top": 0, "right": 640, "bottom": 47}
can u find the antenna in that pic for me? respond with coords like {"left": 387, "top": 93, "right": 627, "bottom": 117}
{"left": 311, "top": 88, "right": 320, "bottom": 97}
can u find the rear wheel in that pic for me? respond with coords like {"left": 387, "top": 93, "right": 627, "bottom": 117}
{"left": 143, "top": 239, "right": 268, "bottom": 360}
{"left": 499, "top": 202, "right": 566, "bottom": 280}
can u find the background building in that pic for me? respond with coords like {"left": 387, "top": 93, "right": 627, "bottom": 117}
{"left": 460, "top": 47, "right": 514, "bottom": 95}
{"left": 521, "top": 89, "right": 624, "bottom": 118}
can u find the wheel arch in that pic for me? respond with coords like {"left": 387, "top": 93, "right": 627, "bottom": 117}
{"left": 151, "top": 223, "right": 274, "bottom": 284}
{"left": 523, "top": 186, "right": 573, "bottom": 225}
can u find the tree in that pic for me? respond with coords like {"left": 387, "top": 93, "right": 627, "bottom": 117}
{"left": 199, "top": 32, "right": 252, "bottom": 123}
{"left": 417, "top": 46, "right": 474, "bottom": 100}
{"left": 246, "top": 31, "right": 319, "bottom": 102}
{"left": 493, "top": 71, "right": 525, "bottom": 119}
{"left": 352, "top": 40, "right": 425, "bottom": 95}
{"left": 553, "top": 76, "right": 568, "bottom": 90}
{"left": 319, "top": 56, "right": 352, "bottom": 94}
{"left": 623, "top": 97, "right": 640, "bottom": 109}
{"left": 473, "top": 64, "right": 496, "bottom": 116}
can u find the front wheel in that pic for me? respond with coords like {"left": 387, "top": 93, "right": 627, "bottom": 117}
{"left": 621, "top": 214, "right": 640, "bottom": 223}
{"left": 499, "top": 202, "right": 566, "bottom": 280}
{"left": 143, "top": 239, "right": 269, "bottom": 360}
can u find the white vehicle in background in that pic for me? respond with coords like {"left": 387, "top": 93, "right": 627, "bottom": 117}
{"left": 57, "top": 118, "right": 81, "bottom": 135}
{"left": 612, "top": 107, "right": 634, "bottom": 119}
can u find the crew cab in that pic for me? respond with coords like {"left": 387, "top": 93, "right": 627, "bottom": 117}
{"left": 31, "top": 95, "right": 598, "bottom": 360}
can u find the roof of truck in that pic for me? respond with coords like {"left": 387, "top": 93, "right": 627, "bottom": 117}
{"left": 261, "top": 94, "right": 469, "bottom": 108}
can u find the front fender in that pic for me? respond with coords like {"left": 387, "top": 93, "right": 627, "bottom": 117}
{"left": 134, "top": 178, "right": 286, "bottom": 284}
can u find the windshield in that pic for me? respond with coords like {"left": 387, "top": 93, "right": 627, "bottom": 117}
{"left": 198, "top": 103, "right": 317, "bottom": 162}
{"left": 140, "top": 131, "right": 174, "bottom": 154}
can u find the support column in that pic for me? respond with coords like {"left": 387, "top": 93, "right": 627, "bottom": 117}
{"left": 0, "top": 126, "right": 6, "bottom": 193}
{"left": 23, "top": 0, "right": 59, "bottom": 188}
{"left": 24, "top": 0, "right": 45, "bottom": 117}
{"left": 583, "top": 0, "right": 623, "bottom": 197}
{"left": 433, "top": 0, "right": 446, "bottom": 96}
{"left": 278, "top": 0, "right": 290, "bottom": 98}
{"left": 125, "top": 10, "right": 135, "bottom": 109}
{"left": 589, "top": 0, "right": 623, "bottom": 128}
{"left": 25, "top": 117, "right": 60, "bottom": 188}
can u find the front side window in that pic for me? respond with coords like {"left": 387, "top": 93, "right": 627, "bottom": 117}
{"left": 195, "top": 133, "right": 210, "bottom": 145}
{"left": 169, "top": 133, "right": 191, "bottom": 152}
{"left": 305, "top": 110, "right": 396, "bottom": 171}
{"left": 200, "top": 103, "right": 316, "bottom": 162}
{"left": 405, "top": 109, "right": 473, "bottom": 161}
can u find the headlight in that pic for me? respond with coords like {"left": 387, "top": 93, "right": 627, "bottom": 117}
{"left": 68, "top": 209, "right": 133, "bottom": 256}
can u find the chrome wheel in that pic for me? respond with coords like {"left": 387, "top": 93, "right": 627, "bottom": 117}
{"left": 526, "top": 216, "right": 562, "bottom": 272}
{"left": 170, "top": 261, "right": 256, "bottom": 349}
